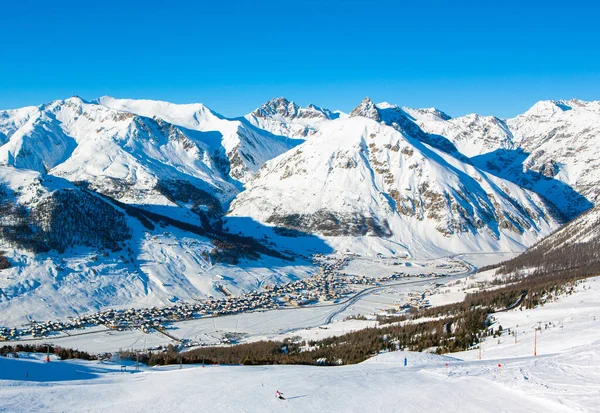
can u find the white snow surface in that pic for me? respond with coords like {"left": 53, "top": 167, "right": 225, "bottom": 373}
{"left": 97, "top": 96, "right": 300, "bottom": 183}
{"left": 0, "top": 167, "right": 313, "bottom": 326}
{"left": 2, "top": 276, "right": 600, "bottom": 412}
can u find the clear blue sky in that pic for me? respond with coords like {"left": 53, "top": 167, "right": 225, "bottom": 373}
{"left": 1, "top": 0, "right": 598, "bottom": 117}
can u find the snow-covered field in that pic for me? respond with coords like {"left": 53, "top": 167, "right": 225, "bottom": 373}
{"left": 2, "top": 275, "right": 599, "bottom": 412}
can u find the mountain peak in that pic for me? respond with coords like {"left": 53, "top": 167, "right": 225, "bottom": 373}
{"left": 349, "top": 97, "right": 381, "bottom": 122}
{"left": 59, "top": 95, "right": 89, "bottom": 107}
{"left": 414, "top": 107, "right": 452, "bottom": 121}
{"left": 252, "top": 97, "right": 299, "bottom": 119}
{"left": 250, "top": 97, "right": 335, "bottom": 121}
{"left": 522, "top": 100, "right": 573, "bottom": 118}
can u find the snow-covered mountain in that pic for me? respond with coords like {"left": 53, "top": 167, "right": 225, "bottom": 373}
{"left": 496, "top": 200, "right": 600, "bottom": 277}
{"left": 0, "top": 97, "right": 231, "bottom": 209}
{"left": 1, "top": 94, "right": 599, "bottom": 325}
{"left": 244, "top": 97, "right": 343, "bottom": 139}
{"left": 0, "top": 166, "right": 131, "bottom": 253}
{"left": 500, "top": 99, "right": 600, "bottom": 217}
{"left": 350, "top": 98, "right": 468, "bottom": 161}
{"left": 405, "top": 109, "right": 514, "bottom": 158}
{"left": 96, "top": 96, "right": 300, "bottom": 183}
{"left": 413, "top": 99, "right": 600, "bottom": 219}
{"left": 228, "top": 111, "right": 560, "bottom": 258}
{"left": 0, "top": 97, "right": 303, "bottom": 228}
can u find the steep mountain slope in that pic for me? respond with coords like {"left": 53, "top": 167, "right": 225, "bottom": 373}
{"left": 244, "top": 97, "right": 342, "bottom": 139}
{"left": 492, "top": 201, "right": 600, "bottom": 277}
{"left": 0, "top": 166, "right": 131, "bottom": 253}
{"left": 0, "top": 166, "right": 149, "bottom": 324}
{"left": 413, "top": 99, "right": 600, "bottom": 218}
{"left": 0, "top": 97, "right": 304, "bottom": 228}
{"left": 0, "top": 106, "right": 38, "bottom": 145}
{"left": 350, "top": 98, "right": 468, "bottom": 161}
{"left": 499, "top": 99, "right": 600, "bottom": 217}
{"left": 97, "top": 96, "right": 299, "bottom": 183}
{"left": 228, "top": 114, "right": 560, "bottom": 258}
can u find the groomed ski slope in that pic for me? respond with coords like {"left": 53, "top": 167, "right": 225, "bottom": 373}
{"left": 0, "top": 349, "right": 589, "bottom": 413}
{"left": 1, "top": 277, "right": 599, "bottom": 412}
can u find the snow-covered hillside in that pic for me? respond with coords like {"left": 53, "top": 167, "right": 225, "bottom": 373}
{"left": 502, "top": 99, "right": 600, "bottom": 217}
{"left": 0, "top": 167, "right": 310, "bottom": 326}
{"left": 0, "top": 97, "right": 237, "bottom": 215}
{"left": 229, "top": 115, "right": 560, "bottom": 258}
{"left": 405, "top": 108, "right": 515, "bottom": 158}
{"left": 0, "top": 96, "right": 300, "bottom": 224}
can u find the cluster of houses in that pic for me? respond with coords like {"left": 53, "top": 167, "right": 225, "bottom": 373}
{"left": 0, "top": 256, "right": 440, "bottom": 342}
{"left": 403, "top": 283, "right": 445, "bottom": 310}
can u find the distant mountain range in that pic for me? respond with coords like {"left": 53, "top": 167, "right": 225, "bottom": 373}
{"left": 0, "top": 95, "right": 598, "bottom": 324}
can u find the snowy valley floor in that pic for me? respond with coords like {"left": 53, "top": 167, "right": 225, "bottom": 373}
{"left": 1, "top": 276, "right": 600, "bottom": 412}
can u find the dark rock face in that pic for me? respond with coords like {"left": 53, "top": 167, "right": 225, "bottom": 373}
{"left": 252, "top": 97, "right": 300, "bottom": 118}
{"left": 0, "top": 251, "right": 10, "bottom": 270}
{"left": 349, "top": 97, "right": 381, "bottom": 122}
{"left": 252, "top": 97, "right": 333, "bottom": 120}
{"left": 265, "top": 210, "right": 392, "bottom": 237}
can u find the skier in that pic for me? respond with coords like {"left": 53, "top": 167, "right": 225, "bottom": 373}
{"left": 275, "top": 390, "right": 285, "bottom": 400}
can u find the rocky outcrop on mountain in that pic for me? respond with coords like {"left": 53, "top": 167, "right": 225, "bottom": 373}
{"left": 251, "top": 97, "right": 334, "bottom": 120}
{"left": 349, "top": 97, "right": 381, "bottom": 121}
{"left": 245, "top": 97, "right": 340, "bottom": 139}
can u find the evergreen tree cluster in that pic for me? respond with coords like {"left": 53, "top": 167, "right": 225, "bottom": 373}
{"left": 0, "top": 251, "right": 10, "bottom": 270}
{"left": 0, "top": 344, "right": 96, "bottom": 361}
{"left": 0, "top": 186, "right": 131, "bottom": 253}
